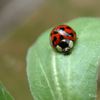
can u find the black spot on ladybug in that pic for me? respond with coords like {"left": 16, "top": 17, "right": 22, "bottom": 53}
{"left": 60, "top": 27, "right": 65, "bottom": 30}
{"left": 52, "top": 36, "right": 57, "bottom": 45}
{"left": 60, "top": 35, "right": 64, "bottom": 40}
{"left": 54, "top": 36, "right": 57, "bottom": 41}
{"left": 66, "top": 26, "right": 71, "bottom": 30}
{"left": 69, "top": 33, "right": 74, "bottom": 37}
{"left": 54, "top": 31, "right": 58, "bottom": 34}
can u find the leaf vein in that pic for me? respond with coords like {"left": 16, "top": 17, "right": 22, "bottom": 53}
{"left": 52, "top": 52, "right": 63, "bottom": 100}
{"left": 35, "top": 51, "right": 56, "bottom": 100}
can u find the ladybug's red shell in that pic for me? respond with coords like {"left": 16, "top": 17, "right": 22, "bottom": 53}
{"left": 50, "top": 25, "right": 76, "bottom": 47}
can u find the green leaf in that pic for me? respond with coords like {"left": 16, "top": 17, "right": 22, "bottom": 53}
{"left": 27, "top": 18, "right": 100, "bottom": 100}
{"left": 0, "top": 84, "right": 14, "bottom": 100}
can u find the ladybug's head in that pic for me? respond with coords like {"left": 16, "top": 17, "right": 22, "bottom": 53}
{"left": 56, "top": 39, "right": 73, "bottom": 54}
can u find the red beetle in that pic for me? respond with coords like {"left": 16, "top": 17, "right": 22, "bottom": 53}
{"left": 50, "top": 25, "right": 77, "bottom": 54}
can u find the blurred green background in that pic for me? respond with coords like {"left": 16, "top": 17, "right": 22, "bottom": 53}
{"left": 0, "top": 0, "right": 100, "bottom": 100}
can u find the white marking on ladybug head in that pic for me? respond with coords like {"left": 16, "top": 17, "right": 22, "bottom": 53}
{"left": 64, "top": 47, "right": 69, "bottom": 52}
{"left": 69, "top": 40, "right": 73, "bottom": 48}
{"left": 56, "top": 45, "right": 63, "bottom": 52}
{"left": 61, "top": 39, "right": 66, "bottom": 42}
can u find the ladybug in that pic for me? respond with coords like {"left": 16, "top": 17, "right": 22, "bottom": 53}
{"left": 50, "top": 25, "right": 77, "bottom": 54}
